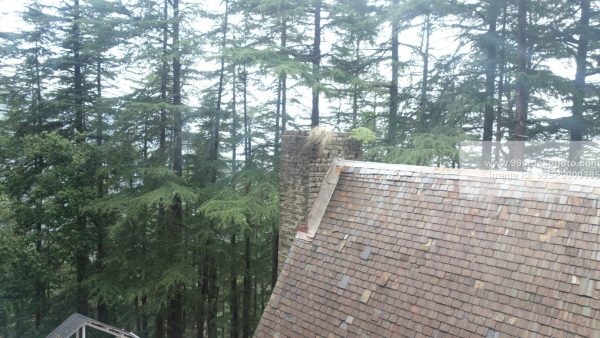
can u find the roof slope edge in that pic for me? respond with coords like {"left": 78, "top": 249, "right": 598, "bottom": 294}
{"left": 296, "top": 158, "right": 600, "bottom": 242}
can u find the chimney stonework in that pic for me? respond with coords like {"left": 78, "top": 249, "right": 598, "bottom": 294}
{"left": 278, "top": 130, "right": 362, "bottom": 273}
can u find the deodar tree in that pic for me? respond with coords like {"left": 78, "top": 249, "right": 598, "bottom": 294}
{"left": 1, "top": 0, "right": 599, "bottom": 337}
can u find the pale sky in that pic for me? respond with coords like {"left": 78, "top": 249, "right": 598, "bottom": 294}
{"left": 0, "top": 0, "right": 580, "bottom": 130}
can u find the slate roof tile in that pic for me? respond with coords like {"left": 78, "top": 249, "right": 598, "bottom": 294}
{"left": 254, "top": 162, "right": 600, "bottom": 337}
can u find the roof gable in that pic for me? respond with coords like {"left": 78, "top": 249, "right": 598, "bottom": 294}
{"left": 256, "top": 161, "right": 600, "bottom": 338}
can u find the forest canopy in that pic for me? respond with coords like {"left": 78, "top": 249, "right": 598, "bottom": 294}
{"left": 0, "top": 0, "right": 598, "bottom": 337}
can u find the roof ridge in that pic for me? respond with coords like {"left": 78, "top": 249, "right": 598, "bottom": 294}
{"left": 296, "top": 158, "right": 600, "bottom": 242}
{"left": 337, "top": 159, "right": 600, "bottom": 187}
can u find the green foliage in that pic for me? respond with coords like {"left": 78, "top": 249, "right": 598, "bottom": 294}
{"left": 201, "top": 190, "right": 250, "bottom": 231}
{"left": 366, "top": 128, "right": 471, "bottom": 166}
{"left": 349, "top": 127, "right": 376, "bottom": 144}
{"left": 0, "top": 0, "right": 598, "bottom": 336}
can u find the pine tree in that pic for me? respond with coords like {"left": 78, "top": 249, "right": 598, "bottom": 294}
{"left": 327, "top": 0, "right": 380, "bottom": 130}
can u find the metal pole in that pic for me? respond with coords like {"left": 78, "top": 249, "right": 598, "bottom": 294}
{"left": 82, "top": 326, "right": 86, "bottom": 338}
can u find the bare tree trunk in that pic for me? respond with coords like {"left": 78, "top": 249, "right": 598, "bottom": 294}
{"left": 232, "top": 65, "right": 238, "bottom": 173}
{"left": 197, "top": 255, "right": 207, "bottom": 338}
{"left": 205, "top": 5, "right": 229, "bottom": 335}
{"left": 275, "top": 76, "right": 282, "bottom": 161}
{"left": 482, "top": 1, "right": 501, "bottom": 167}
{"left": 172, "top": 0, "right": 182, "bottom": 178}
{"left": 311, "top": 0, "right": 321, "bottom": 127}
{"left": 568, "top": 0, "right": 590, "bottom": 163}
{"left": 207, "top": 259, "right": 218, "bottom": 338}
{"left": 386, "top": 0, "right": 399, "bottom": 145}
{"left": 141, "top": 295, "right": 149, "bottom": 337}
{"left": 242, "top": 234, "right": 251, "bottom": 338}
{"left": 418, "top": 13, "right": 431, "bottom": 131}
{"left": 72, "top": 0, "right": 88, "bottom": 315}
{"left": 511, "top": 0, "right": 528, "bottom": 171}
{"left": 229, "top": 235, "right": 239, "bottom": 338}
{"left": 281, "top": 74, "right": 287, "bottom": 134}
{"left": 35, "top": 219, "right": 44, "bottom": 327}
{"left": 167, "top": 0, "right": 184, "bottom": 337}
{"left": 159, "top": 0, "right": 169, "bottom": 159}
{"left": 274, "top": 18, "right": 287, "bottom": 165}
{"left": 213, "top": 0, "right": 229, "bottom": 164}
{"left": 242, "top": 67, "right": 251, "bottom": 164}
{"left": 95, "top": 58, "right": 109, "bottom": 324}
{"left": 252, "top": 235, "right": 258, "bottom": 320}
{"left": 15, "top": 301, "right": 25, "bottom": 337}
{"left": 33, "top": 39, "right": 46, "bottom": 329}
{"left": 157, "top": 4, "right": 170, "bottom": 331}
{"left": 494, "top": 1, "right": 508, "bottom": 166}
{"left": 352, "top": 37, "right": 361, "bottom": 128}
{"left": 271, "top": 225, "right": 278, "bottom": 288}
{"left": 155, "top": 311, "right": 165, "bottom": 338}
{"left": 73, "top": 0, "right": 84, "bottom": 134}
{"left": 135, "top": 297, "right": 143, "bottom": 333}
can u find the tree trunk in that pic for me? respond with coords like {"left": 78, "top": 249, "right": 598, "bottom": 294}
{"left": 213, "top": 0, "right": 229, "bottom": 164}
{"left": 159, "top": 0, "right": 169, "bottom": 159}
{"left": 281, "top": 73, "right": 287, "bottom": 135}
{"left": 568, "top": 0, "right": 590, "bottom": 162}
{"left": 311, "top": 0, "right": 321, "bottom": 127}
{"left": 352, "top": 37, "right": 361, "bottom": 128}
{"left": 204, "top": 3, "right": 229, "bottom": 336}
{"left": 15, "top": 302, "right": 25, "bottom": 337}
{"left": 141, "top": 295, "right": 149, "bottom": 337}
{"left": 252, "top": 235, "right": 258, "bottom": 320}
{"left": 35, "top": 220, "right": 43, "bottom": 328}
{"left": 157, "top": 4, "right": 170, "bottom": 335}
{"left": 242, "top": 234, "right": 251, "bottom": 338}
{"left": 73, "top": 0, "right": 84, "bottom": 134}
{"left": 387, "top": 0, "right": 399, "bottom": 145}
{"left": 197, "top": 254, "right": 207, "bottom": 338}
{"left": 418, "top": 13, "right": 431, "bottom": 131}
{"left": 482, "top": 0, "right": 500, "bottom": 167}
{"left": 167, "top": 0, "right": 184, "bottom": 337}
{"left": 95, "top": 59, "right": 109, "bottom": 324}
{"left": 75, "top": 234, "right": 88, "bottom": 315}
{"left": 275, "top": 76, "right": 282, "bottom": 162}
{"left": 511, "top": 0, "right": 528, "bottom": 171}
{"left": 34, "top": 40, "right": 43, "bottom": 129}
{"left": 242, "top": 67, "right": 251, "bottom": 164}
{"left": 172, "top": 0, "right": 182, "bottom": 178}
{"left": 72, "top": 0, "right": 88, "bottom": 315}
{"left": 232, "top": 65, "right": 238, "bottom": 173}
{"left": 207, "top": 256, "right": 218, "bottom": 338}
{"left": 274, "top": 18, "right": 287, "bottom": 165}
{"left": 271, "top": 225, "right": 278, "bottom": 288}
{"left": 155, "top": 311, "right": 165, "bottom": 338}
{"left": 33, "top": 40, "right": 46, "bottom": 329}
{"left": 35, "top": 219, "right": 44, "bottom": 327}
{"left": 229, "top": 235, "right": 239, "bottom": 338}
{"left": 494, "top": 1, "right": 508, "bottom": 166}
{"left": 135, "top": 297, "right": 143, "bottom": 333}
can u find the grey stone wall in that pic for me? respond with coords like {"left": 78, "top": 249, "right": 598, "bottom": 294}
{"left": 278, "top": 130, "right": 362, "bottom": 273}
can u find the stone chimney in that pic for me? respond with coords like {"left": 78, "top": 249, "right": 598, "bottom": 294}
{"left": 277, "top": 130, "right": 362, "bottom": 273}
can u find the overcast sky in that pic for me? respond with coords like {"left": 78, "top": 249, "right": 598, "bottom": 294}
{"left": 0, "top": 0, "right": 579, "bottom": 128}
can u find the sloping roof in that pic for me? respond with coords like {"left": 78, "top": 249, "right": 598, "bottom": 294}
{"left": 46, "top": 313, "right": 140, "bottom": 338}
{"left": 255, "top": 160, "right": 600, "bottom": 338}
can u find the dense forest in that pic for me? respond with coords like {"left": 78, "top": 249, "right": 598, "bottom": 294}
{"left": 0, "top": 0, "right": 598, "bottom": 337}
